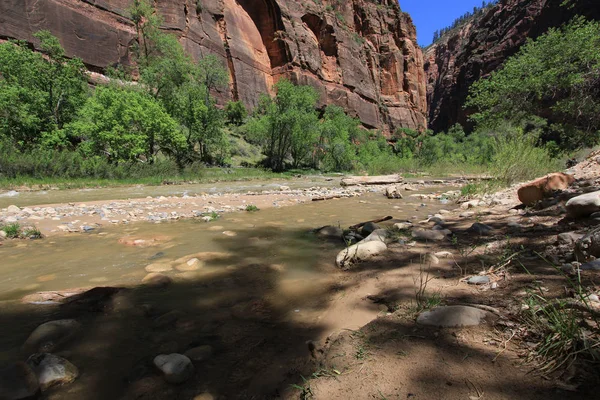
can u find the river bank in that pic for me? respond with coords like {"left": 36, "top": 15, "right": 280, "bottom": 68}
{"left": 1, "top": 160, "right": 599, "bottom": 399}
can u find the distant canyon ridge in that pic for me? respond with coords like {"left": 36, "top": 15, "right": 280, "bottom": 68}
{"left": 0, "top": 0, "right": 597, "bottom": 133}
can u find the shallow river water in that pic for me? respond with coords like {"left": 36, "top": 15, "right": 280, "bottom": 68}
{"left": 0, "top": 184, "right": 451, "bottom": 399}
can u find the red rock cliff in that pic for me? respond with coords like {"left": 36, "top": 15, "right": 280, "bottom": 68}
{"left": 0, "top": 0, "right": 427, "bottom": 132}
{"left": 424, "top": 0, "right": 600, "bottom": 133}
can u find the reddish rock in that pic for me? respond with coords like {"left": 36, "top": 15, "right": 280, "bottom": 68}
{"left": 424, "top": 0, "right": 600, "bottom": 132}
{"left": 0, "top": 0, "right": 427, "bottom": 132}
{"left": 517, "top": 172, "right": 574, "bottom": 206}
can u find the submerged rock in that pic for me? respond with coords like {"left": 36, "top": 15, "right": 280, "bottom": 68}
{"left": 417, "top": 306, "right": 492, "bottom": 328}
{"left": 336, "top": 241, "right": 387, "bottom": 270}
{"left": 23, "top": 319, "right": 81, "bottom": 353}
{"left": 153, "top": 353, "right": 194, "bottom": 384}
{"left": 142, "top": 273, "right": 172, "bottom": 288}
{"left": 27, "top": 353, "right": 79, "bottom": 391}
{"left": 0, "top": 362, "right": 39, "bottom": 400}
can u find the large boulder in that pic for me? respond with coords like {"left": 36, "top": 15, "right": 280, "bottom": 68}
{"left": 566, "top": 190, "right": 600, "bottom": 218}
{"left": 153, "top": 354, "right": 194, "bottom": 384}
{"left": 517, "top": 172, "right": 574, "bottom": 206}
{"left": 26, "top": 353, "right": 79, "bottom": 391}
{"left": 23, "top": 319, "right": 81, "bottom": 353}
{"left": 0, "top": 362, "right": 39, "bottom": 400}
{"left": 335, "top": 241, "right": 387, "bottom": 270}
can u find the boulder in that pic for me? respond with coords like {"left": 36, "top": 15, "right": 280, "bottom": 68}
{"left": 336, "top": 241, "right": 387, "bottom": 270}
{"left": 566, "top": 190, "right": 600, "bottom": 218}
{"left": 517, "top": 172, "right": 574, "bottom": 206}
{"left": 6, "top": 205, "right": 20, "bottom": 213}
{"left": 23, "top": 319, "right": 81, "bottom": 353}
{"left": 26, "top": 353, "right": 79, "bottom": 391}
{"left": 0, "top": 362, "right": 39, "bottom": 400}
{"left": 153, "top": 354, "right": 194, "bottom": 384}
{"left": 416, "top": 306, "right": 492, "bottom": 328}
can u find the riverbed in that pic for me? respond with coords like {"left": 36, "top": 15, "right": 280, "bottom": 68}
{"left": 0, "top": 180, "right": 456, "bottom": 399}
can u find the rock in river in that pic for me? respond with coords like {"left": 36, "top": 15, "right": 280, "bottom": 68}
{"left": 23, "top": 319, "right": 81, "bottom": 353}
{"left": 417, "top": 306, "right": 493, "bottom": 328}
{"left": 336, "top": 241, "right": 387, "bottom": 270}
{"left": 27, "top": 353, "right": 79, "bottom": 391}
{"left": 153, "top": 353, "right": 194, "bottom": 384}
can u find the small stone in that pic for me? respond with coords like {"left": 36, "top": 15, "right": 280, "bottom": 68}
{"left": 581, "top": 260, "right": 600, "bottom": 271}
{"left": 412, "top": 229, "right": 446, "bottom": 241}
{"left": 467, "top": 276, "right": 490, "bottom": 285}
{"left": 459, "top": 211, "right": 475, "bottom": 218}
{"left": 393, "top": 222, "right": 412, "bottom": 230}
{"left": 279, "top": 186, "right": 290, "bottom": 191}
{"left": 153, "top": 354, "right": 194, "bottom": 384}
{"left": 184, "top": 345, "right": 213, "bottom": 362}
{"left": 27, "top": 353, "right": 79, "bottom": 391}
{"left": 193, "top": 393, "right": 215, "bottom": 400}
{"left": 417, "top": 306, "right": 492, "bottom": 328}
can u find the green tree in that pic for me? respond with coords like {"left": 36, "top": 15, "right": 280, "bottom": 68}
{"left": 70, "top": 85, "right": 185, "bottom": 164}
{"left": 246, "top": 80, "right": 320, "bottom": 171}
{"left": 318, "top": 105, "right": 361, "bottom": 171}
{"left": 129, "top": 0, "right": 229, "bottom": 165}
{"left": 225, "top": 101, "right": 248, "bottom": 126}
{"left": 0, "top": 31, "right": 88, "bottom": 149}
{"left": 466, "top": 17, "right": 600, "bottom": 149}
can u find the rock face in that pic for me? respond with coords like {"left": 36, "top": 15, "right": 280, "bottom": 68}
{"left": 424, "top": 0, "right": 600, "bottom": 132}
{"left": 0, "top": 0, "right": 427, "bottom": 132}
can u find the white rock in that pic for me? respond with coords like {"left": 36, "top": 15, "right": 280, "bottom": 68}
{"left": 7, "top": 205, "right": 20, "bottom": 213}
{"left": 336, "top": 241, "right": 387, "bottom": 270}
{"left": 27, "top": 353, "right": 79, "bottom": 391}
{"left": 153, "top": 353, "right": 194, "bottom": 384}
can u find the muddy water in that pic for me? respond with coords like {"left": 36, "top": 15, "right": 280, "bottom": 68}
{"left": 0, "top": 177, "right": 338, "bottom": 208}
{"left": 0, "top": 191, "right": 450, "bottom": 399}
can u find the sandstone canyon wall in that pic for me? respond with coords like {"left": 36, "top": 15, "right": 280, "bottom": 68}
{"left": 424, "top": 0, "right": 600, "bottom": 133}
{"left": 0, "top": 0, "right": 428, "bottom": 132}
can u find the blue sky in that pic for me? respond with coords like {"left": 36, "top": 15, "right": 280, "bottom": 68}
{"left": 400, "top": 0, "right": 491, "bottom": 47}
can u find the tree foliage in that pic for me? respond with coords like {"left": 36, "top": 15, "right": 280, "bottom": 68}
{"left": 70, "top": 86, "right": 184, "bottom": 163}
{"left": 0, "top": 31, "right": 88, "bottom": 149}
{"left": 466, "top": 17, "right": 600, "bottom": 149}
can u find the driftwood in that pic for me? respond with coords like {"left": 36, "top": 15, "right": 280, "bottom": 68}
{"left": 340, "top": 174, "right": 403, "bottom": 187}
{"left": 349, "top": 216, "right": 393, "bottom": 230}
{"left": 312, "top": 194, "right": 350, "bottom": 201}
